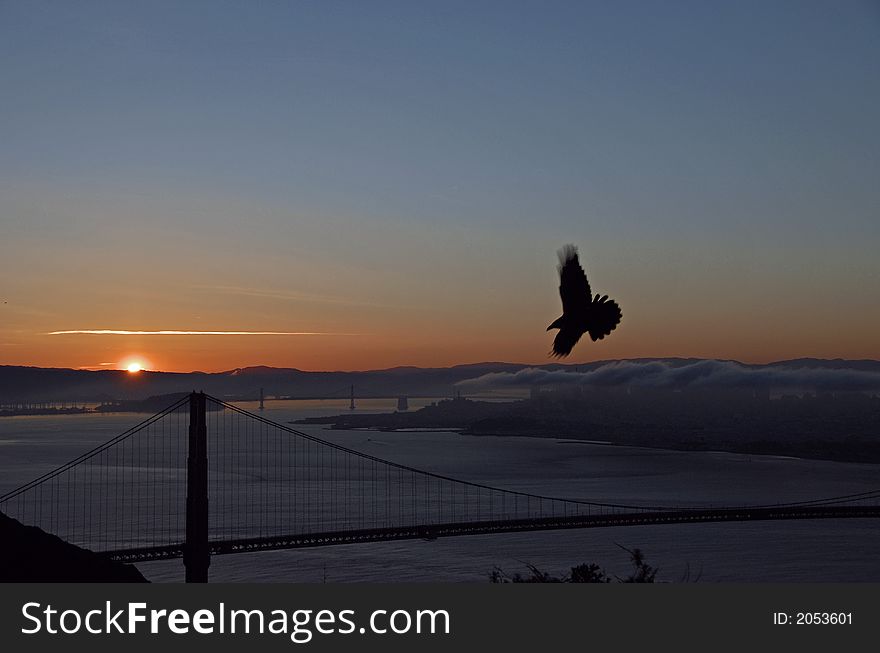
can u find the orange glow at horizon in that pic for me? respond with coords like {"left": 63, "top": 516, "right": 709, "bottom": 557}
{"left": 4, "top": 241, "right": 880, "bottom": 373}
{"left": 1, "top": 4, "right": 878, "bottom": 377}
{"left": 9, "top": 326, "right": 877, "bottom": 375}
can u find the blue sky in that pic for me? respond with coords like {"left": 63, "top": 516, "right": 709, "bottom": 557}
{"left": 1, "top": 1, "right": 878, "bottom": 370}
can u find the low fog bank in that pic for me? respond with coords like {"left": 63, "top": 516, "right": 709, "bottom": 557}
{"left": 456, "top": 360, "right": 880, "bottom": 394}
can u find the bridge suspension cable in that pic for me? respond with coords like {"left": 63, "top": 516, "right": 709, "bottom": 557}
{"left": 1, "top": 392, "right": 878, "bottom": 569}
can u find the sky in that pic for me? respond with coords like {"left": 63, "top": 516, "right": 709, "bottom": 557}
{"left": 1, "top": 0, "right": 879, "bottom": 372}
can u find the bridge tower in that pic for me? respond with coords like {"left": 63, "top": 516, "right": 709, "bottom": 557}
{"left": 259, "top": 387, "right": 265, "bottom": 411}
{"left": 349, "top": 384, "right": 355, "bottom": 410}
{"left": 184, "top": 392, "right": 210, "bottom": 582}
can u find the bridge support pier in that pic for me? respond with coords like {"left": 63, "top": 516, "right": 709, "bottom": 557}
{"left": 184, "top": 392, "right": 210, "bottom": 583}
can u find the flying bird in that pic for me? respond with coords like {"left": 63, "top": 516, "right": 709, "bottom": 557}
{"left": 547, "top": 245, "right": 622, "bottom": 357}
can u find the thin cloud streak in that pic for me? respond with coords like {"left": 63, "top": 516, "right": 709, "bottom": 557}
{"left": 48, "top": 330, "right": 360, "bottom": 336}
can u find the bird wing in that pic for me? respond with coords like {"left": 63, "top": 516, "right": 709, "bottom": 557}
{"left": 558, "top": 245, "right": 591, "bottom": 316}
{"left": 551, "top": 327, "right": 584, "bottom": 358}
{"left": 588, "top": 295, "right": 622, "bottom": 341}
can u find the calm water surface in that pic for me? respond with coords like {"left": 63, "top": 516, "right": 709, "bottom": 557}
{"left": 2, "top": 399, "right": 878, "bottom": 582}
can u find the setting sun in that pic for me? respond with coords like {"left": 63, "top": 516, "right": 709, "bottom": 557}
{"left": 126, "top": 362, "right": 144, "bottom": 373}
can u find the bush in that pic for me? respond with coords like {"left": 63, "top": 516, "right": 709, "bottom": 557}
{"left": 489, "top": 545, "right": 658, "bottom": 583}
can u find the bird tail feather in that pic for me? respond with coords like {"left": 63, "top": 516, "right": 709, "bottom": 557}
{"left": 588, "top": 298, "right": 622, "bottom": 341}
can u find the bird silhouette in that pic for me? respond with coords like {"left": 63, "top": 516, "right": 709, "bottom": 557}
{"left": 547, "top": 245, "right": 622, "bottom": 357}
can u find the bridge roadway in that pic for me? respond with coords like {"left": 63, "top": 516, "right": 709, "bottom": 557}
{"left": 106, "top": 504, "right": 880, "bottom": 563}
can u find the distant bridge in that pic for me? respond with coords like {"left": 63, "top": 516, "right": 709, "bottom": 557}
{"left": 2, "top": 393, "right": 878, "bottom": 580}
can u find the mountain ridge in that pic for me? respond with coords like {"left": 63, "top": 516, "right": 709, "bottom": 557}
{"left": 2, "top": 358, "right": 879, "bottom": 402}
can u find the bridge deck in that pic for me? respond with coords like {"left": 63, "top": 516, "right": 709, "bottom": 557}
{"left": 106, "top": 504, "right": 880, "bottom": 563}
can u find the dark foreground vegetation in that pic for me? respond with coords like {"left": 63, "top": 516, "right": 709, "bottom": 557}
{"left": 490, "top": 546, "right": 662, "bottom": 583}
{"left": 0, "top": 512, "right": 147, "bottom": 582}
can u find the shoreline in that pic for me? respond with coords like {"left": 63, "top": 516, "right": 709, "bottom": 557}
{"left": 304, "top": 422, "right": 880, "bottom": 466}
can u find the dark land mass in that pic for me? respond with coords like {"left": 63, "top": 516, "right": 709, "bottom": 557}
{"left": 0, "top": 393, "right": 224, "bottom": 416}
{"left": 295, "top": 387, "right": 880, "bottom": 464}
{"left": 0, "top": 361, "right": 534, "bottom": 402}
{"left": 3, "top": 358, "right": 879, "bottom": 403}
{"left": 95, "top": 392, "right": 225, "bottom": 413}
{"left": 0, "top": 406, "right": 90, "bottom": 417}
{"left": 0, "top": 511, "right": 147, "bottom": 582}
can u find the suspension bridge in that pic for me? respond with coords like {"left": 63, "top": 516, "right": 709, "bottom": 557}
{"left": 1, "top": 392, "right": 878, "bottom": 582}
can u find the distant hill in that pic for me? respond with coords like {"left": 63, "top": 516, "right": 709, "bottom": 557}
{"left": 0, "top": 362, "right": 549, "bottom": 401}
{"left": 1, "top": 358, "right": 878, "bottom": 402}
